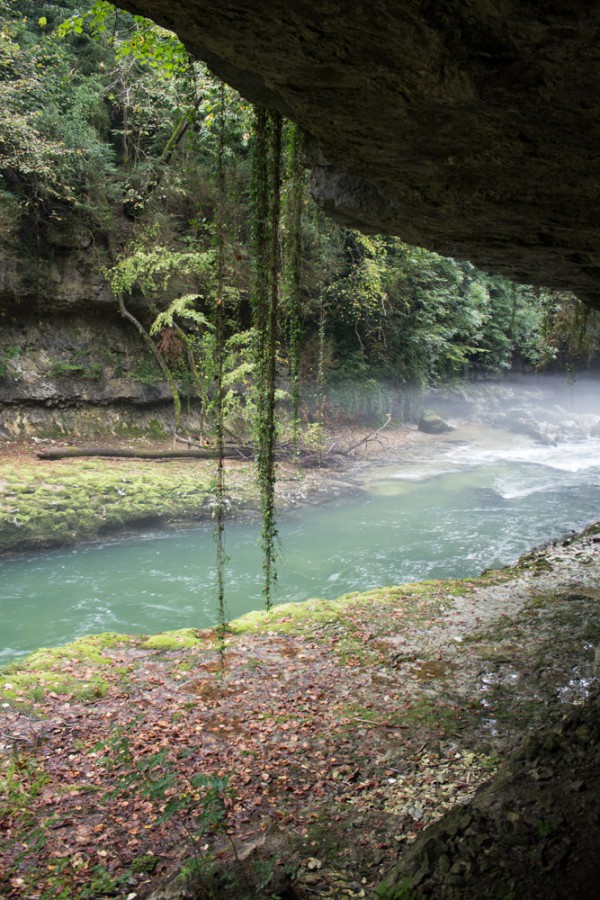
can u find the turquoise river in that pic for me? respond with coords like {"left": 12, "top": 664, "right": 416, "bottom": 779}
{"left": 2, "top": 425, "right": 600, "bottom": 663}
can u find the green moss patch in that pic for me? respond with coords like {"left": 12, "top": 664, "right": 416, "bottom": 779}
{"left": 141, "top": 628, "right": 207, "bottom": 650}
{"left": 1, "top": 632, "right": 134, "bottom": 706}
{"left": 229, "top": 596, "right": 343, "bottom": 635}
{"left": 0, "top": 455, "right": 255, "bottom": 555}
{"left": 229, "top": 579, "right": 476, "bottom": 668}
{"left": 228, "top": 582, "right": 458, "bottom": 638}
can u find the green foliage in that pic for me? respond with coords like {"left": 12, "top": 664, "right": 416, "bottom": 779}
{"left": 106, "top": 231, "right": 218, "bottom": 426}
{"left": 539, "top": 290, "right": 600, "bottom": 370}
{"left": 1, "top": 0, "right": 593, "bottom": 399}
{"left": 0, "top": 1, "right": 120, "bottom": 223}
{"left": 0, "top": 0, "right": 250, "bottom": 235}
{"left": 150, "top": 294, "right": 212, "bottom": 333}
{"left": 107, "top": 236, "right": 213, "bottom": 299}
{"left": 57, "top": 1, "right": 191, "bottom": 78}
{"left": 219, "top": 330, "right": 258, "bottom": 430}
{"left": 310, "top": 236, "right": 560, "bottom": 403}
{"left": 2, "top": 0, "right": 590, "bottom": 422}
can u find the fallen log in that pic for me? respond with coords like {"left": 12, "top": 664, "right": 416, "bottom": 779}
{"left": 36, "top": 447, "right": 252, "bottom": 461}
{"left": 37, "top": 419, "right": 394, "bottom": 463}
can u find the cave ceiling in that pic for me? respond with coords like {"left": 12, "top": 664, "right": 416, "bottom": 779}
{"left": 121, "top": 1, "right": 600, "bottom": 308}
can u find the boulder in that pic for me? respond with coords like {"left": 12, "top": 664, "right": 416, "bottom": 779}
{"left": 418, "top": 410, "right": 453, "bottom": 434}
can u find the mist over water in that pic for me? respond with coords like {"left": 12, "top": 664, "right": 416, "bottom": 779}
{"left": 2, "top": 377, "right": 600, "bottom": 665}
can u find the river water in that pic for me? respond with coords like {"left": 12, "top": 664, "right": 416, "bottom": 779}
{"left": 2, "top": 424, "right": 600, "bottom": 664}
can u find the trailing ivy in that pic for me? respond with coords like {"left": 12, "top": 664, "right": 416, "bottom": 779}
{"left": 213, "top": 80, "right": 228, "bottom": 648}
{"left": 250, "top": 107, "right": 282, "bottom": 610}
{"left": 283, "top": 123, "right": 305, "bottom": 456}
{"left": 316, "top": 295, "right": 327, "bottom": 461}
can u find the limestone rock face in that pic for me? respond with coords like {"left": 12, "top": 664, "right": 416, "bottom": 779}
{"left": 0, "top": 314, "right": 180, "bottom": 438}
{"left": 121, "top": 0, "right": 600, "bottom": 307}
{"left": 0, "top": 238, "right": 112, "bottom": 315}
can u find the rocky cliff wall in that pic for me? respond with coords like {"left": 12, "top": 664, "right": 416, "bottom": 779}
{"left": 0, "top": 236, "right": 188, "bottom": 438}
{"left": 0, "top": 309, "right": 185, "bottom": 438}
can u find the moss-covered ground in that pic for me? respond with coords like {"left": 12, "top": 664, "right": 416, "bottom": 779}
{"left": 0, "top": 425, "right": 427, "bottom": 557}
{"left": 0, "top": 450, "right": 257, "bottom": 555}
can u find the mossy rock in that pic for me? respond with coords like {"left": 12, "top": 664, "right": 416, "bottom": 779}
{"left": 418, "top": 410, "right": 453, "bottom": 434}
{"left": 0, "top": 455, "right": 226, "bottom": 555}
{"left": 141, "top": 628, "right": 206, "bottom": 650}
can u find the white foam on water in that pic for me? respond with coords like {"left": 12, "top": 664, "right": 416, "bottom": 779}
{"left": 494, "top": 481, "right": 557, "bottom": 501}
{"left": 387, "top": 464, "right": 460, "bottom": 482}
{"left": 447, "top": 438, "right": 600, "bottom": 474}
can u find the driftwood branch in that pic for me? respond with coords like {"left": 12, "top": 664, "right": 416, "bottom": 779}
{"left": 343, "top": 414, "right": 392, "bottom": 454}
{"left": 174, "top": 433, "right": 206, "bottom": 449}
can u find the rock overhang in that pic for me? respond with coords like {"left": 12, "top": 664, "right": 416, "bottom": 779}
{"left": 119, "top": 0, "right": 600, "bottom": 308}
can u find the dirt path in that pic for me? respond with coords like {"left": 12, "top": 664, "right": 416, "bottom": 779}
{"left": 2, "top": 523, "right": 599, "bottom": 898}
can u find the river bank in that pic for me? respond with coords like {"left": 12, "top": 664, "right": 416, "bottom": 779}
{"left": 0, "top": 425, "right": 434, "bottom": 557}
{"left": 3, "top": 373, "right": 600, "bottom": 558}
{"left": 1, "top": 522, "right": 599, "bottom": 898}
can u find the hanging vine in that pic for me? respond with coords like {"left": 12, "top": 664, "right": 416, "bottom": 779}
{"left": 251, "top": 107, "right": 282, "bottom": 610}
{"left": 283, "top": 123, "right": 305, "bottom": 456}
{"left": 316, "top": 295, "right": 327, "bottom": 463}
{"left": 213, "top": 80, "right": 228, "bottom": 650}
